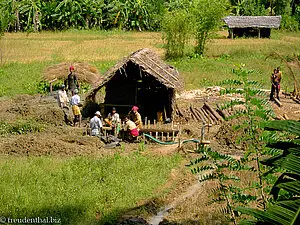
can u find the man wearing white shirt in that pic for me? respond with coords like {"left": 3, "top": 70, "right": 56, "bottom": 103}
{"left": 57, "top": 85, "right": 69, "bottom": 108}
{"left": 70, "top": 89, "right": 81, "bottom": 127}
{"left": 90, "top": 111, "right": 103, "bottom": 136}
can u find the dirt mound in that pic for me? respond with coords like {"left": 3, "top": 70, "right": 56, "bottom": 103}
{"left": 0, "top": 129, "right": 106, "bottom": 156}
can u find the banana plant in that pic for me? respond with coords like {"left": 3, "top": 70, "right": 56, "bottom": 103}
{"left": 0, "top": 0, "right": 21, "bottom": 31}
{"left": 52, "top": 0, "right": 85, "bottom": 29}
{"left": 236, "top": 120, "right": 300, "bottom": 225}
{"left": 19, "top": 0, "right": 42, "bottom": 31}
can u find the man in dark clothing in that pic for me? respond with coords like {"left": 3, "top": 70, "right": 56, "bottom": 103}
{"left": 270, "top": 68, "right": 281, "bottom": 101}
{"left": 64, "top": 65, "right": 79, "bottom": 94}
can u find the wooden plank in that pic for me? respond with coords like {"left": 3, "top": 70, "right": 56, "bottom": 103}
{"left": 291, "top": 96, "right": 300, "bottom": 104}
{"left": 194, "top": 108, "right": 206, "bottom": 123}
{"left": 204, "top": 102, "right": 224, "bottom": 122}
{"left": 203, "top": 107, "right": 218, "bottom": 123}
{"left": 201, "top": 108, "right": 214, "bottom": 125}
{"left": 283, "top": 114, "right": 289, "bottom": 120}
{"left": 274, "top": 98, "right": 282, "bottom": 107}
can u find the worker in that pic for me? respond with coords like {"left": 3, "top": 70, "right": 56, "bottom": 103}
{"left": 104, "top": 107, "right": 121, "bottom": 136}
{"left": 270, "top": 67, "right": 281, "bottom": 101}
{"left": 124, "top": 116, "right": 139, "bottom": 140}
{"left": 90, "top": 111, "right": 103, "bottom": 136}
{"left": 70, "top": 89, "right": 81, "bottom": 127}
{"left": 64, "top": 65, "right": 79, "bottom": 94}
{"left": 128, "top": 106, "right": 142, "bottom": 130}
{"left": 57, "top": 84, "right": 69, "bottom": 108}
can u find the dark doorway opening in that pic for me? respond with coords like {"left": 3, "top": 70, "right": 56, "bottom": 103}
{"left": 103, "top": 61, "right": 173, "bottom": 121}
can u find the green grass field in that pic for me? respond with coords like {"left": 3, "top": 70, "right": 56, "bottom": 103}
{"left": 0, "top": 30, "right": 299, "bottom": 96}
{"left": 0, "top": 153, "right": 181, "bottom": 225}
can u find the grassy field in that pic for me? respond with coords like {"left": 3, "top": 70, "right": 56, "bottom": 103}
{"left": 0, "top": 30, "right": 300, "bottom": 96}
{"left": 0, "top": 153, "right": 181, "bottom": 225}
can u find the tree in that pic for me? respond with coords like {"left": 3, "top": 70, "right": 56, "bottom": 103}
{"left": 162, "top": 9, "right": 192, "bottom": 58}
{"left": 191, "top": 0, "right": 229, "bottom": 55}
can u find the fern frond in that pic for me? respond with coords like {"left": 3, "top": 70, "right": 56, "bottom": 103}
{"left": 198, "top": 173, "right": 217, "bottom": 183}
{"left": 191, "top": 165, "right": 215, "bottom": 174}
{"left": 187, "top": 155, "right": 209, "bottom": 166}
{"left": 220, "top": 88, "right": 244, "bottom": 95}
{"left": 219, "top": 99, "right": 245, "bottom": 110}
{"left": 219, "top": 79, "right": 243, "bottom": 86}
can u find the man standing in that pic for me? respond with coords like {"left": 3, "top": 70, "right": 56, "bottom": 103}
{"left": 90, "top": 111, "right": 103, "bottom": 136}
{"left": 65, "top": 65, "right": 79, "bottom": 94}
{"left": 270, "top": 67, "right": 282, "bottom": 101}
{"left": 105, "top": 107, "right": 121, "bottom": 136}
{"left": 128, "top": 106, "right": 142, "bottom": 130}
{"left": 57, "top": 84, "right": 69, "bottom": 108}
{"left": 70, "top": 89, "right": 81, "bottom": 127}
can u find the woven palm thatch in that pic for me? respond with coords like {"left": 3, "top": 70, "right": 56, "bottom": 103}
{"left": 87, "top": 48, "right": 183, "bottom": 98}
{"left": 223, "top": 16, "right": 281, "bottom": 28}
{"left": 44, "top": 62, "right": 101, "bottom": 86}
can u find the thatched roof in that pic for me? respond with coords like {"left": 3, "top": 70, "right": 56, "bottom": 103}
{"left": 87, "top": 48, "right": 183, "bottom": 98}
{"left": 44, "top": 62, "right": 101, "bottom": 87}
{"left": 223, "top": 16, "right": 281, "bottom": 29}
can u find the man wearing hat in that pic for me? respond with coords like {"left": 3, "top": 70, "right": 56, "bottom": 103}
{"left": 57, "top": 84, "right": 69, "bottom": 108}
{"left": 105, "top": 107, "right": 121, "bottom": 136}
{"left": 70, "top": 89, "right": 81, "bottom": 127}
{"left": 90, "top": 111, "right": 103, "bottom": 136}
{"left": 128, "top": 106, "right": 142, "bottom": 130}
{"left": 64, "top": 65, "right": 79, "bottom": 94}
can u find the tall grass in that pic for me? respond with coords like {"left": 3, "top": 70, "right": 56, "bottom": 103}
{"left": 0, "top": 153, "right": 181, "bottom": 225}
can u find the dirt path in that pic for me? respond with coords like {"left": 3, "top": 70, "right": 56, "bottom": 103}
{"left": 148, "top": 181, "right": 205, "bottom": 225}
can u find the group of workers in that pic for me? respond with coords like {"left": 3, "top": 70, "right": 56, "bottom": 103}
{"left": 270, "top": 66, "right": 282, "bottom": 101}
{"left": 57, "top": 66, "right": 81, "bottom": 127}
{"left": 89, "top": 106, "right": 143, "bottom": 141}
{"left": 56, "top": 65, "right": 143, "bottom": 140}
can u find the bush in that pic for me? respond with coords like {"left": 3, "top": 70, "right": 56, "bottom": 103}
{"left": 281, "top": 15, "right": 299, "bottom": 31}
{"left": 162, "top": 9, "right": 192, "bottom": 59}
{"left": 0, "top": 120, "right": 44, "bottom": 136}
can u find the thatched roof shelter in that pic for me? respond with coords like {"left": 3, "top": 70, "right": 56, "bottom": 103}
{"left": 44, "top": 62, "right": 101, "bottom": 87}
{"left": 86, "top": 48, "right": 183, "bottom": 120}
{"left": 223, "top": 16, "right": 281, "bottom": 28}
{"left": 223, "top": 16, "right": 281, "bottom": 38}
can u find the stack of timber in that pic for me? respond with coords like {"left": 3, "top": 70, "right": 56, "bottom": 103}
{"left": 190, "top": 103, "right": 224, "bottom": 125}
{"left": 175, "top": 103, "right": 224, "bottom": 125}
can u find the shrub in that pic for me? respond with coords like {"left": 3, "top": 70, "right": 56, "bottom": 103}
{"left": 162, "top": 9, "right": 192, "bottom": 59}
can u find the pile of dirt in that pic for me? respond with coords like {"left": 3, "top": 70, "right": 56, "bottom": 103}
{"left": 0, "top": 128, "right": 106, "bottom": 156}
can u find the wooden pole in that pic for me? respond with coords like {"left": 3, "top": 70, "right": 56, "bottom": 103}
{"left": 274, "top": 98, "right": 282, "bottom": 107}
{"left": 204, "top": 102, "right": 224, "bottom": 122}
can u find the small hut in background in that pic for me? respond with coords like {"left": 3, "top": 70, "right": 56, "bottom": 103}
{"left": 87, "top": 48, "right": 183, "bottom": 121}
{"left": 223, "top": 16, "right": 281, "bottom": 39}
